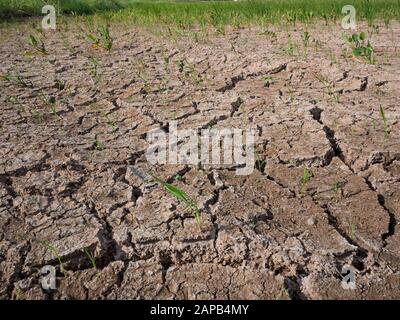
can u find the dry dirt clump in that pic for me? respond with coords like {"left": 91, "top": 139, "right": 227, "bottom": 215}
{"left": 0, "top": 20, "right": 400, "bottom": 300}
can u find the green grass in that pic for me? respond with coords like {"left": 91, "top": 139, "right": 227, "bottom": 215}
{"left": 300, "top": 167, "right": 310, "bottom": 194}
{"left": 1, "top": 0, "right": 400, "bottom": 27}
{"left": 149, "top": 172, "right": 201, "bottom": 225}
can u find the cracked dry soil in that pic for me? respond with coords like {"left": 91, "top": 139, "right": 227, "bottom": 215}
{"left": 1, "top": 21, "right": 400, "bottom": 300}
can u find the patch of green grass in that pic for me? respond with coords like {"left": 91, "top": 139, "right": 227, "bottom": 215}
{"left": 87, "top": 25, "right": 113, "bottom": 51}
{"left": 13, "top": 287, "right": 23, "bottom": 300}
{"left": 302, "top": 30, "right": 310, "bottom": 56}
{"left": 345, "top": 32, "right": 375, "bottom": 64}
{"left": 103, "top": 113, "right": 117, "bottom": 133}
{"left": 149, "top": 172, "right": 201, "bottom": 225}
{"left": 379, "top": 104, "right": 389, "bottom": 137}
{"left": 83, "top": 247, "right": 100, "bottom": 276}
{"left": 1, "top": 1, "right": 400, "bottom": 27}
{"left": 2, "top": 70, "right": 31, "bottom": 88}
{"left": 262, "top": 75, "right": 273, "bottom": 88}
{"left": 37, "top": 239, "right": 67, "bottom": 277}
{"left": 254, "top": 150, "right": 266, "bottom": 173}
{"left": 94, "top": 138, "right": 105, "bottom": 151}
{"left": 8, "top": 96, "right": 25, "bottom": 112}
{"left": 88, "top": 56, "right": 100, "bottom": 83}
{"left": 300, "top": 167, "right": 310, "bottom": 194}
{"left": 27, "top": 34, "right": 46, "bottom": 54}
{"left": 31, "top": 107, "right": 44, "bottom": 124}
{"left": 313, "top": 72, "right": 339, "bottom": 102}
{"left": 347, "top": 221, "right": 357, "bottom": 241}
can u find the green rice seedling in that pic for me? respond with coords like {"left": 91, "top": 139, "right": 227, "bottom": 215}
{"left": 37, "top": 240, "right": 67, "bottom": 277}
{"left": 87, "top": 25, "right": 112, "bottom": 51}
{"left": 88, "top": 56, "right": 100, "bottom": 83}
{"left": 284, "top": 34, "right": 298, "bottom": 56}
{"left": 216, "top": 24, "right": 225, "bottom": 36}
{"left": 300, "top": 167, "right": 310, "bottom": 194}
{"left": 94, "top": 138, "right": 105, "bottom": 151}
{"left": 346, "top": 32, "right": 375, "bottom": 64}
{"left": 190, "top": 31, "right": 199, "bottom": 43}
{"left": 83, "top": 248, "right": 100, "bottom": 277}
{"left": 333, "top": 182, "right": 340, "bottom": 193}
{"left": 347, "top": 221, "right": 357, "bottom": 241}
{"left": 31, "top": 108, "right": 44, "bottom": 124}
{"left": 379, "top": 105, "right": 389, "bottom": 137}
{"left": 254, "top": 149, "right": 266, "bottom": 173}
{"left": 302, "top": 31, "right": 310, "bottom": 56}
{"left": 1, "top": 0, "right": 399, "bottom": 25}
{"left": 384, "top": 16, "right": 390, "bottom": 28}
{"left": 259, "top": 29, "right": 277, "bottom": 42}
{"left": 13, "top": 287, "right": 23, "bottom": 300}
{"left": 2, "top": 70, "right": 31, "bottom": 88}
{"left": 39, "top": 91, "right": 59, "bottom": 118}
{"left": 262, "top": 76, "right": 273, "bottom": 88}
{"left": 27, "top": 34, "right": 46, "bottom": 54}
{"left": 8, "top": 96, "right": 25, "bottom": 113}
{"left": 313, "top": 73, "right": 338, "bottom": 102}
{"left": 174, "top": 174, "right": 183, "bottom": 181}
{"left": 314, "top": 39, "right": 322, "bottom": 52}
{"left": 54, "top": 79, "right": 66, "bottom": 91}
{"left": 149, "top": 172, "right": 201, "bottom": 225}
{"left": 333, "top": 181, "right": 343, "bottom": 199}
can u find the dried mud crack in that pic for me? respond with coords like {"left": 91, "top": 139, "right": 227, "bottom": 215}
{"left": 1, "top": 20, "right": 400, "bottom": 300}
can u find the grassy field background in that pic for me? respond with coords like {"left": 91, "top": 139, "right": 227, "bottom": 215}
{"left": 1, "top": 0, "right": 400, "bottom": 27}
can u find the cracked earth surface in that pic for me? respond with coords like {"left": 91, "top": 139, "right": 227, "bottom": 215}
{"left": 1, "top": 20, "right": 400, "bottom": 299}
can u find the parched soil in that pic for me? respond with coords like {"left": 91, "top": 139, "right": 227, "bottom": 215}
{"left": 0, "top": 20, "right": 400, "bottom": 300}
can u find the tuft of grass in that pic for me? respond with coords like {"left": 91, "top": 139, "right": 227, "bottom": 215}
{"left": 379, "top": 105, "right": 389, "bottom": 137}
{"left": 2, "top": 1, "right": 400, "bottom": 28}
{"left": 27, "top": 34, "right": 46, "bottom": 54}
{"left": 313, "top": 73, "right": 338, "bottom": 102}
{"left": 255, "top": 150, "right": 266, "bottom": 173}
{"left": 37, "top": 239, "right": 67, "bottom": 277}
{"left": 302, "top": 31, "right": 310, "bottom": 56}
{"left": 174, "top": 174, "right": 183, "bottom": 181}
{"left": 88, "top": 56, "right": 100, "bottom": 83}
{"left": 13, "top": 287, "right": 23, "bottom": 300}
{"left": 87, "top": 25, "right": 112, "bottom": 51}
{"left": 8, "top": 96, "right": 25, "bottom": 112}
{"left": 31, "top": 108, "right": 44, "bottom": 124}
{"left": 262, "top": 75, "right": 273, "bottom": 88}
{"left": 149, "top": 172, "right": 201, "bottom": 225}
{"left": 83, "top": 248, "right": 100, "bottom": 277}
{"left": 345, "top": 32, "right": 375, "bottom": 64}
{"left": 348, "top": 222, "right": 357, "bottom": 241}
{"left": 103, "top": 113, "right": 117, "bottom": 133}
{"left": 300, "top": 167, "right": 310, "bottom": 194}
{"left": 2, "top": 70, "right": 31, "bottom": 88}
{"left": 94, "top": 138, "right": 105, "bottom": 151}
